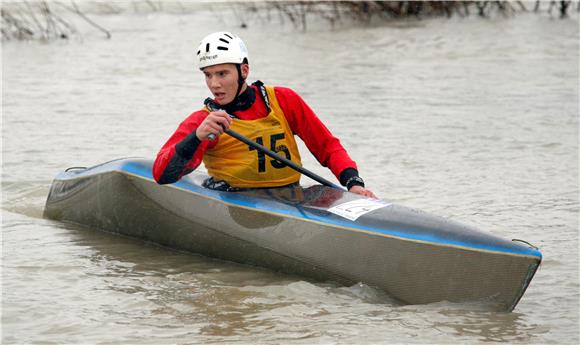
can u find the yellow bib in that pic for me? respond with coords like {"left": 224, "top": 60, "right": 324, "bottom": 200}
{"left": 203, "top": 86, "right": 302, "bottom": 188}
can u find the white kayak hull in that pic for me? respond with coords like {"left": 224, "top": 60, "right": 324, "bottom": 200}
{"left": 44, "top": 158, "right": 542, "bottom": 311}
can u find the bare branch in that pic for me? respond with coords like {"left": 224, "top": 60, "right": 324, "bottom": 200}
{"left": 55, "top": 0, "right": 111, "bottom": 39}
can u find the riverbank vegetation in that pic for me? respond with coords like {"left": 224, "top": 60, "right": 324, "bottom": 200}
{"left": 1, "top": 1, "right": 110, "bottom": 40}
{"left": 2, "top": 1, "right": 578, "bottom": 40}
{"left": 237, "top": 1, "right": 579, "bottom": 30}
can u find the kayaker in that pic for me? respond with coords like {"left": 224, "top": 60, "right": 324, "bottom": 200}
{"left": 153, "top": 31, "right": 376, "bottom": 198}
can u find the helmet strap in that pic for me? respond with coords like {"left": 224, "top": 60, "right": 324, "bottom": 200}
{"left": 234, "top": 64, "right": 246, "bottom": 99}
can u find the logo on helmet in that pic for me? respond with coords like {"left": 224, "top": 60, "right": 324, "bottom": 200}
{"left": 200, "top": 54, "right": 218, "bottom": 61}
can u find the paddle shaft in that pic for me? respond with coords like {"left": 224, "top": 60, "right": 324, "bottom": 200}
{"left": 222, "top": 128, "right": 341, "bottom": 189}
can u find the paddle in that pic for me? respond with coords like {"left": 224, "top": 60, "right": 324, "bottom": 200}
{"left": 204, "top": 99, "right": 342, "bottom": 189}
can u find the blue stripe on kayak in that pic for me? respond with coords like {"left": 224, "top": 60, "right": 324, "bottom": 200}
{"left": 121, "top": 161, "right": 542, "bottom": 259}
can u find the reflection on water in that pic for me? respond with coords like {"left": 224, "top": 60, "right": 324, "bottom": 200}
{"left": 2, "top": 9, "right": 578, "bottom": 345}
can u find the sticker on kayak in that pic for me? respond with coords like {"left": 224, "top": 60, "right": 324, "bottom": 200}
{"left": 328, "top": 199, "right": 391, "bottom": 221}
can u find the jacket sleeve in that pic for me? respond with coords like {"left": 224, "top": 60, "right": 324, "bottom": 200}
{"left": 274, "top": 87, "right": 359, "bottom": 185}
{"left": 152, "top": 110, "right": 213, "bottom": 184}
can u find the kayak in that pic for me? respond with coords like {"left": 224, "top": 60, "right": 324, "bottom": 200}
{"left": 44, "top": 158, "right": 541, "bottom": 311}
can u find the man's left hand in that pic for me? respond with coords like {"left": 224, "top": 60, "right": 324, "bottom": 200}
{"left": 349, "top": 185, "right": 377, "bottom": 199}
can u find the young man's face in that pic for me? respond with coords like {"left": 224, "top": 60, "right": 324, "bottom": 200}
{"left": 203, "top": 63, "right": 248, "bottom": 105}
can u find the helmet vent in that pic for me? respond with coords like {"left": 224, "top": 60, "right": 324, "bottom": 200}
{"left": 196, "top": 50, "right": 200, "bottom": 55}
{"left": 224, "top": 33, "right": 233, "bottom": 39}
{"left": 219, "top": 38, "right": 229, "bottom": 44}
{"left": 205, "top": 43, "right": 210, "bottom": 52}
{"left": 217, "top": 46, "right": 229, "bottom": 51}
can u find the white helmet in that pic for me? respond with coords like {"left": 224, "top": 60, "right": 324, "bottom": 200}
{"left": 196, "top": 31, "right": 248, "bottom": 70}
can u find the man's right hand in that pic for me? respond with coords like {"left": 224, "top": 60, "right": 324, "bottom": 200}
{"left": 196, "top": 111, "right": 233, "bottom": 141}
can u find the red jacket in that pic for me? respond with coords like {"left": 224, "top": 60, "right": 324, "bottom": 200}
{"left": 153, "top": 84, "right": 358, "bottom": 185}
